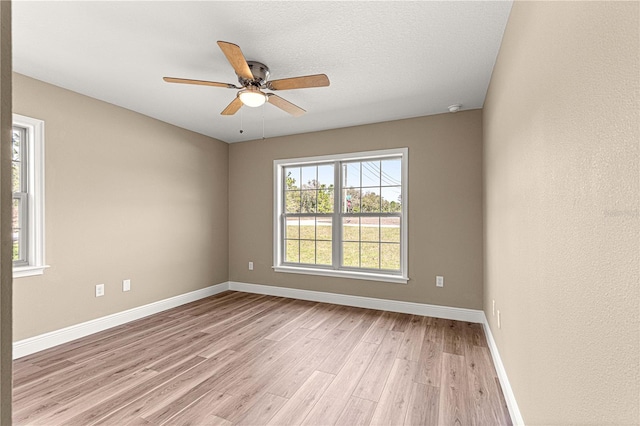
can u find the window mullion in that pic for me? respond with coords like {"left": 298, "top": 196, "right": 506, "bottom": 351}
{"left": 332, "top": 160, "right": 341, "bottom": 269}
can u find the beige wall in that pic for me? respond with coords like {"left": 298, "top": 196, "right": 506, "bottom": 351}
{"left": 229, "top": 111, "right": 484, "bottom": 309}
{"left": 0, "top": 1, "right": 12, "bottom": 422}
{"left": 12, "top": 73, "right": 229, "bottom": 340}
{"left": 484, "top": 2, "right": 639, "bottom": 424}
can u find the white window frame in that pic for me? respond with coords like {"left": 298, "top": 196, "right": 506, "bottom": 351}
{"left": 273, "top": 148, "right": 408, "bottom": 284}
{"left": 12, "top": 114, "right": 47, "bottom": 278}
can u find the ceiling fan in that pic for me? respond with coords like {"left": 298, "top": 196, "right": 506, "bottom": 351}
{"left": 163, "top": 41, "right": 330, "bottom": 117}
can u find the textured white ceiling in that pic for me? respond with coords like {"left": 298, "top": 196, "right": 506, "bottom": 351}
{"left": 12, "top": 1, "right": 512, "bottom": 143}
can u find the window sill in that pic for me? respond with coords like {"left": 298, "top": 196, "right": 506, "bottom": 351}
{"left": 13, "top": 265, "right": 49, "bottom": 279}
{"left": 273, "top": 265, "right": 409, "bottom": 284}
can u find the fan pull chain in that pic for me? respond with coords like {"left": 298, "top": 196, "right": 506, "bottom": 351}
{"left": 239, "top": 109, "right": 244, "bottom": 134}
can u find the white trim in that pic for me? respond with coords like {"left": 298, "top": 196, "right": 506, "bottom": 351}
{"left": 12, "top": 113, "right": 47, "bottom": 278}
{"left": 273, "top": 265, "right": 408, "bottom": 284}
{"left": 273, "top": 148, "right": 409, "bottom": 282}
{"left": 228, "top": 281, "right": 484, "bottom": 323}
{"left": 482, "top": 313, "right": 525, "bottom": 425}
{"left": 12, "top": 264, "right": 49, "bottom": 278}
{"left": 273, "top": 148, "right": 408, "bottom": 166}
{"left": 13, "top": 282, "right": 229, "bottom": 359}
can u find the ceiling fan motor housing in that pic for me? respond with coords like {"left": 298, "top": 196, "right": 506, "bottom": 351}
{"left": 239, "top": 61, "right": 270, "bottom": 87}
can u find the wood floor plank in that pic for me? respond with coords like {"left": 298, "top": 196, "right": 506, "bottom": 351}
{"left": 443, "top": 319, "right": 465, "bottom": 355}
{"left": 267, "top": 370, "right": 335, "bottom": 426}
{"left": 390, "top": 312, "right": 412, "bottom": 332}
{"left": 335, "top": 307, "right": 369, "bottom": 331}
{"left": 438, "top": 353, "right": 470, "bottom": 426}
{"left": 307, "top": 305, "right": 351, "bottom": 339}
{"left": 66, "top": 356, "right": 207, "bottom": 425}
{"left": 158, "top": 388, "right": 234, "bottom": 426}
{"left": 466, "top": 345, "right": 508, "bottom": 426}
{"left": 233, "top": 392, "right": 287, "bottom": 426}
{"left": 300, "top": 303, "right": 340, "bottom": 330}
{"left": 494, "top": 377, "right": 514, "bottom": 426}
{"left": 91, "top": 355, "right": 234, "bottom": 425}
{"left": 405, "top": 382, "right": 439, "bottom": 426}
{"left": 318, "top": 313, "right": 377, "bottom": 374}
{"left": 266, "top": 328, "right": 348, "bottom": 398}
{"left": 397, "top": 315, "right": 426, "bottom": 361}
{"left": 414, "top": 319, "right": 444, "bottom": 387}
{"left": 302, "top": 341, "right": 379, "bottom": 425}
{"left": 264, "top": 301, "right": 318, "bottom": 341}
{"left": 369, "top": 358, "right": 416, "bottom": 425}
{"left": 362, "top": 310, "right": 398, "bottom": 345}
{"left": 12, "top": 291, "right": 512, "bottom": 426}
{"left": 335, "top": 396, "right": 377, "bottom": 426}
{"left": 352, "top": 330, "right": 403, "bottom": 402}
{"left": 30, "top": 368, "right": 158, "bottom": 426}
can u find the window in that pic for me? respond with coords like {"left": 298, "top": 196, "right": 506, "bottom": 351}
{"left": 12, "top": 114, "right": 47, "bottom": 278}
{"left": 274, "top": 148, "right": 408, "bottom": 284}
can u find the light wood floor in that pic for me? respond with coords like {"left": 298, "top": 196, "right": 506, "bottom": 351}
{"left": 13, "top": 291, "right": 512, "bottom": 425}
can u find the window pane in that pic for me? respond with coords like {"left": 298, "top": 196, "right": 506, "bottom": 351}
{"left": 343, "top": 162, "right": 360, "bottom": 188}
{"left": 301, "top": 190, "right": 316, "bottom": 213}
{"left": 342, "top": 217, "right": 360, "bottom": 241}
{"left": 381, "top": 217, "right": 400, "bottom": 243}
{"left": 286, "top": 217, "right": 299, "bottom": 239}
{"left": 316, "top": 241, "right": 332, "bottom": 265}
{"left": 286, "top": 239, "right": 299, "bottom": 263}
{"left": 381, "top": 243, "right": 400, "bottom": 270}
{"left": 12, "top": 130, "right": 21, "bottom": 161}
{"left": 318, "top": 164, "right": 334, "bottom": 187}
{"left": 361, "top": 217, "right": 380, "bottom": 242}
{"left": 286, "top": 191, "right": 301, "bottom": 213}
{"left": 12, "top": 198, "right": 20, "bottom": 230}
{"left": 316, "top": 217, "right": 332, "bottom": 241}
{"left": 300, "top": 218, "right": 315, "bottom": 240}
{"left": 343, "top": 188, "right": 360, "bottom": 213}
{"left": 12, "top": 230, "right": 20, "bottom": 262}
{"left": 381, "top": 159, "right": 402, "bottom": 186}
{"left": 302, "top": 166, "right": 316, "bottom": 188}
{"left": 381, "top": 186, "right": 402, "bottom": 212}
{"left": 360, "top": 188, "right": 381, "bottom": 213}
{"left": 300, "top": 240, "right": 315, "bottom": 264}
{"left": 12, "top": 162, "right": 21, "bottom": 193}
{"left": 361, "top": 161, "right": 380, "bottom": 187}
{"left": 317, "top": 188, "right": 333, "bottom": 213}
{"left": 361, "top": 242, "right": 380, "bottom": 269}
{"left": 342, "top": 242, "right": 359, "bottom": 267}
{"left": 285, "top": 167, "right": 301, "bottom": 190}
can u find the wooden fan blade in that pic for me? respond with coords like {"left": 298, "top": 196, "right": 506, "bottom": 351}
{"left": 267, "top": 94, "right": 306, "bottom": 117}
{"left": 163, "top": 77, "right": 237, "bottom": 88}
{"left": 217, "top": 41, "right": 254, "bottom": 81}
{"left": 267, "top": 74, "right": 330, "bottom": 91}
{"left": 221, "top": 97, "right": 243, "bottom": 115}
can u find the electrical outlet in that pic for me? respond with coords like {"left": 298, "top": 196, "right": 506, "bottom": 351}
{"left": 492, "top": 299, "right": 495, "bottom": 316}
{"left": 497, "top": 310, "right": 501, "bottom": 329}
{"left": 249, "top": 261, "right": 254, "bottom": 271}
{"left": 436, "top": 276, "right": 444, "bottom": 287}
{"left": 123, "top": 279, "right": 131, "bottom": 292}
{"left": 95, "top": 284, "right": 105, "bottom": 297}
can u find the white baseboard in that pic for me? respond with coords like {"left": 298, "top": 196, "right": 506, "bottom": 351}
{"left": 13, "top": 282, "right": 230, "bottom": 359}
{"left": 228, "top": 281, "right": 485, "bottom": 323}
{"left": 482, "top": 313, "right": 525, "bottom": 425}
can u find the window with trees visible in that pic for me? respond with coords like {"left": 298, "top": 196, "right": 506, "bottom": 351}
{"left": 12, "top": 114, "right": 46, "bottom": 278}
{"left": 274, "top": 148, "right": 408, "bottom": 283}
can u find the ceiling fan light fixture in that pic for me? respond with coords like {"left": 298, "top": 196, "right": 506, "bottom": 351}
{"left": 239, "top": 88, "right": 266, "bottom": 107}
